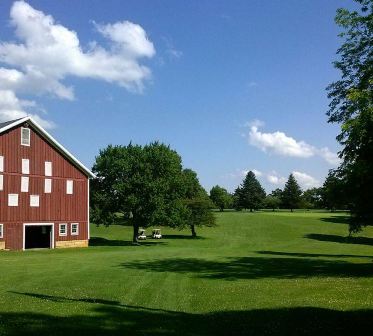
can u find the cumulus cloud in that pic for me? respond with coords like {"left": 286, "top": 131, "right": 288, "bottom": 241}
{"left": 318, "top": 147, "right": 341, "bottom": 166}
{"left": 0, "top": 90, "right": 55, "bottom": 129}
{"left": 245, "top": 120, "right": 340, "bottom": 166}
{"left": 266, "top": 171, "right": 320, "bottom": 189}
{"left": 0, "top": 1, "right": 155, "bottom": 126}
{"left": 292, "top": 171, "right": 321, "bottom": 189}
{"left": 266, "top": 174, "right": 286, "bottom": 185}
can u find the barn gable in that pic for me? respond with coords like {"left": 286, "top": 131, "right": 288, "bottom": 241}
{"left": 0, "top": 117, "right": 93, "bottom": 250}
{"left": 0, "top": 117, "right": 94, "bottom": 178}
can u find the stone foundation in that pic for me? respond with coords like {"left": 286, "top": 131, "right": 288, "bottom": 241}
{"left": 55, "top": 240, "right": 88, "bottom": 248}
{"left": 0, "top": 241, "right": 5, "bottom": 250}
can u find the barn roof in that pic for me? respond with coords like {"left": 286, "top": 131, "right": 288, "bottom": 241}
{"left": 0, "top": 116, "right": 95, "bottom": 178}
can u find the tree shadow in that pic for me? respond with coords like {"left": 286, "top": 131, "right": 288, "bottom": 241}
{"left": 89, "top": 237, "right": 167, "bottom": 247}
{"left": 162, "top": 234, "right": 206, "bottom": 240}
{"left": 3, "top": 292, "right": 373, "bottom": 335}
{"left": 320, "top": 216, "right": 350, "bottom": 225}
{"left": 305, "top": 233, "right": 373, "bottom": 246}
{"left": 257, "top": 250, "right": 373, "bottom": 259}
{"left": 118, "top": 256, "right": 373, "bottom": 280}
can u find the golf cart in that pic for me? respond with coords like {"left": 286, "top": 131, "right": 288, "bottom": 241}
{"left": 152, "top": 229, "right": 162, "bottom": 239}
{"left": 138, "top": 229, "right": 147, "bottom": 240}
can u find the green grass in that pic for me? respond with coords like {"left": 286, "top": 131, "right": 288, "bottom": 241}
{"left": 0, "top": 211, "right": 373, "bottom": 335}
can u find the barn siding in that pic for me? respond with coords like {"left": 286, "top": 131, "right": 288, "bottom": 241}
{"left": 0, "top": 123, "right": 89, "bottom": 250}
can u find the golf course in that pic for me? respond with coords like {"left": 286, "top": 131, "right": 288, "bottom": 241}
{"left": 1, "top": 211, "right": 372, "bottom": 335}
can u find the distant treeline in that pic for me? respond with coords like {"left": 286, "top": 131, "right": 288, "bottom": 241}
{"left": 209, "top": 170, "right": 349, "bottom": 213}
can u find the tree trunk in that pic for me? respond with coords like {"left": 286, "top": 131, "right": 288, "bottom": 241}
{"left": 250, "top": 208, "right": 253, "bottom": 212}
{"left": 191, "top": 224, "right": 197, "bottom": 238}
{"left": 220, "top": 207, "right": 224, "bottom": 212}
{"left": 133, "top": 222, "right": 139, "bottom": 244}
{"left": 290, "top": 208, "right": 293, "bottom": 212}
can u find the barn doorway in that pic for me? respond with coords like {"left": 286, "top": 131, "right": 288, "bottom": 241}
{"left": 24, "top": 224, "right": 54, "bottom": 250}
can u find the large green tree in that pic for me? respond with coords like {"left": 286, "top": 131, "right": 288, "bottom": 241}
{"left": 234, "top": 171, "right": 266, "bottom": 212}
{"left": 327, "top": 0, "right": 373, "bottom": 232}
{"left": 281, "top": 174, "right": 302, "bottom": 212}
{"left": 91, "top": 143, "right": 188, "bottom": 243}
{"left": 210, "top": 185, "right": 233, "bottom": 211}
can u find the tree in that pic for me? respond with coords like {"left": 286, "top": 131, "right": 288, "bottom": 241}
{"left": 264, "top": 195, "right": 281, "bottom": 211}
{"left": 210, "top": 185, "right": 233, "bottom": 211}
{"left": 322, "top": 170, "right": 349, "bottom": 212}
{"left": 327, "top": 0, "right": 373, "bottom": 232}
{"left": 180, "top": 169, "right": 216, "bottom": 237}
{"left": 235, "top": 171, "right": 266, "bottom": 212}
{"left": 281, "top": 174, "right": 302, "bottom": 212}
{"left": 91, "top": 143, "right": 188, "bottom": 243}
{"left": 302, "top": 188, "right": 324, "bottom": 209}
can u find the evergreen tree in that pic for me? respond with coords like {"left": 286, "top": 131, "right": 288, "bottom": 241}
{"left": 235, "top": 171, "right": 266, "bottom": 212}
{"left": 281, "top": 174, "right": 302, "bottom": 212}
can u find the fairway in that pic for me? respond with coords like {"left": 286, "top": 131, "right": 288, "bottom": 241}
{"left": 1, "top": 211, "right": 373, "bottom": 335}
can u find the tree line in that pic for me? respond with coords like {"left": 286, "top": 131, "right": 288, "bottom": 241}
{"left": 209, "top": 170, "right": 349, "bottom": 213}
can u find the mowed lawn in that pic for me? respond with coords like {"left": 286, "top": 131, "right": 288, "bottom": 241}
{"left": 0, "top": 212, "right": 373, "bottom": 335}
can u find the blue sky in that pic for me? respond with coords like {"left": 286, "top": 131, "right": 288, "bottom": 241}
{"left": 0, "top": 0, "right": 356, "bottom": 192}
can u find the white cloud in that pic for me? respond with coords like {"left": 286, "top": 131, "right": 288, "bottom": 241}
{"left": 0, "top": 90, "right": 55, "bottom": 129}
{"left": 267, "top": 174, "right": 286, "bottom": 185}
{"left": 318, "top": 147, "right": 341, "bottom": 166}
{"left": 292, "top": 171, "right": 321, "bottom": 189}
{"left": 249, "top": 123, "right": 315, "bottom": 158}
{"left": 245, "top": 120, "right": 340, "bottom": 166}
{"left": 0, "top": 1, "right": 156, "bottom": 125}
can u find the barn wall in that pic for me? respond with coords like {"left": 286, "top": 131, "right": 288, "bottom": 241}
{"left": 0, "top": 123, "right": 89, "bottom": 250}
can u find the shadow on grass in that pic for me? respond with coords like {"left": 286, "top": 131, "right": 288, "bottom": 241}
{"left": 320, "top": 216, "right": 350, "bottom": 225}
{"left": 3, "top": 292, "right": 373, "bottom": 335}
{"left": 89, "top": 237, "right": 167, "bottom": 247}
{"left": 305, "top": 233, "right": 373, "bottom": 246}
{"left": 162, "top": 234, "right": 206, "bottom": 240}
{"left": 118, "top": 255, "right": 373, "bottom": 280}
{"left": 257, "top": 250, "right": 373, "bottom": 259}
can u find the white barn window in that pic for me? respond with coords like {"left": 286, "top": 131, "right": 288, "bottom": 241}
{"left": 21, "top": 176, "right": 29, "bottom": 192}
{"left": 30, "top": 195, "right": 40, "bottom": 207}
{"left": 0, "top": 224, "right": 3, "bottom": 238}
{"left": 8, "top": 194, "right": 18, "bottom": 207}
{"left": 59, "top": 223, "right": 67, "bottom": 236}
{"left": 66, "top": 180, "right": 73, "bottom": 195}
{"left": 71, "top": 223, "right": 79, "bottom": 235}
{"left": 0, "top": 155, "right": 3, "bottom": 172}
{"left": 45, "top": 161, "right": 52, "bottom": 176}
{"left": 0, "top": 175, "right": 3, "bottom": 191}
{"left": 44, "top": 179, "right": 52, "bottom": 193}
{"left": 21, "top": 127, "right": 30, "bottom": 146}
{"left": 22, "top": 159, "right": 29, "bottom": 174}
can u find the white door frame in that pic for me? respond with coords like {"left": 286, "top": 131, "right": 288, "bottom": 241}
{"left": 23, "top": 223, "right": 54, "bottom": 250}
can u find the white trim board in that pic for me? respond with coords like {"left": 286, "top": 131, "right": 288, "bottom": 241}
{"left": 23, "top": 223, "right": 55, "bottom": 250}
{"left": 0, "top": 117, "right": 95, "bottom": 178}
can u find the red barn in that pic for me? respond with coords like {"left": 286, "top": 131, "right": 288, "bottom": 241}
{"left": 0, "top": 117, "right": 94, "bottom": 251}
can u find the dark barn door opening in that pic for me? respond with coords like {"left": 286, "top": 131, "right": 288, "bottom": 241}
{"left": 25, "top": 225, "right": 52, "bottom": 249}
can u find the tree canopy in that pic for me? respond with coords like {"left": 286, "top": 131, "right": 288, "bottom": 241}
{"left": 90, "top": 143, "right": 213, "bottom": 242}
{"left": 210, "top": 185, "right": 233, "bottom": 211}
{"left": 327, "top": 0, "right": 373, "bottom": 232}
